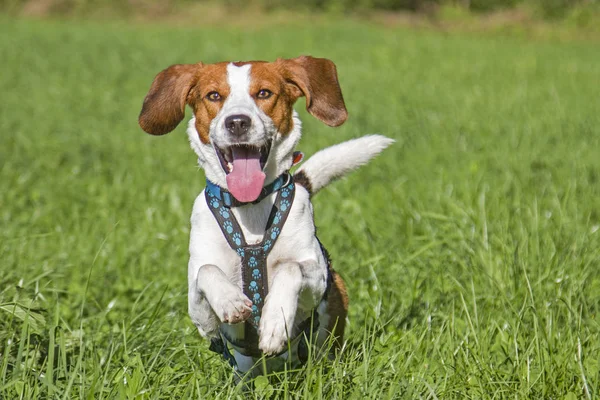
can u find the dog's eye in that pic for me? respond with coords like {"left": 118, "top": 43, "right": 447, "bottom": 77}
{"left": 206, "top": 91, "right": 221, "bottom": 101}
{"left": 256, "top": 89, "right": 272, "bottom": 99}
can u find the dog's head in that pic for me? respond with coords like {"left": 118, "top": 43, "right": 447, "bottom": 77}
{"left": 139, "top": 56, "right": 347, "bottom": 202}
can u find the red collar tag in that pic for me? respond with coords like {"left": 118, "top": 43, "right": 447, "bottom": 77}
{"left": 292, "top": 151, "right": 304, "bottom": 166}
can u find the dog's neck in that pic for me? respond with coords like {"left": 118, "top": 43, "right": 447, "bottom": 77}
{"left": 205, "top": 173, "right": 290, "bottom": 208}
{"left": 208, "top": 173, "right": 292, "bottom": 245}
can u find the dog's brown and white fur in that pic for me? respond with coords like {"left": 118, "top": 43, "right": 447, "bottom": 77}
{"left": 139, "top": 56, "right": 392, "bottom": 374}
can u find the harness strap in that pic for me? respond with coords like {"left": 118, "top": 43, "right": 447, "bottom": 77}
{"left": 209, "top": 335, "right": 237, "bottom": 368}
{"left": 205, "top": 174, "right": 296, "bottom": 357}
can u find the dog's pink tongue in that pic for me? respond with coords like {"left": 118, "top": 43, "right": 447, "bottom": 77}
{"left": 226, "top": 147, "right": 266, "bottom": 202}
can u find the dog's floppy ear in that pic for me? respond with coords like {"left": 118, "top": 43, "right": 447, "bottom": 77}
{"left": 278, "top": 56, "right": 348, "bottom": 127}
{"left": 139, "top": 63, "right": 202, "bottom": 135}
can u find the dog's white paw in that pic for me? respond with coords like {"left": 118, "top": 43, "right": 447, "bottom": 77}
{"left": 258, "top": 313, "right": 290, "bottom": 355}
{"left": 212, "top": 290, "right": 253, "bottom": 324}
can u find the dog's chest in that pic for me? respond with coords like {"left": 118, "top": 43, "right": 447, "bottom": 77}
{"left": 190, "top": 187, "right": 320, "bottom": 287}
{"left": 229, "top": 197, "right": 276, "bottom": 245}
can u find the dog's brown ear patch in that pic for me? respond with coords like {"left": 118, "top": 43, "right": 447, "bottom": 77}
{"left": 278, "top": 56, "right": 348, "bottom": 127}
{"left": 139, "top": 63, "right": 201, "bottom": 135}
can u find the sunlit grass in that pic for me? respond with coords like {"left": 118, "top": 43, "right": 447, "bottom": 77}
{"left": 1, "top": 16, "right": 599, "bottom": 398}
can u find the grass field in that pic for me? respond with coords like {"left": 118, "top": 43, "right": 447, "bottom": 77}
{"left": 1, "top": 14, "right": 600, "bottom": 399}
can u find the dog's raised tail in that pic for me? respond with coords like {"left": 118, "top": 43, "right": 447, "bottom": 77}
{"left": 294, "top": 134, "right": 394, "bottom": 196}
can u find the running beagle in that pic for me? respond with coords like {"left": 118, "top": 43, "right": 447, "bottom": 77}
{"left": 139, "top": 56, "right": 392, "bottom": 376}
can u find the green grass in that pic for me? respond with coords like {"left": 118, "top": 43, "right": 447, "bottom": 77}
{"left": 1, "top": 15, "right": 600, "bottom": 399}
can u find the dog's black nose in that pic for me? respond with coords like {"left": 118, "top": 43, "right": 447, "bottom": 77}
{"left": 225, "top": 114, "right": 252, "bottom": 136}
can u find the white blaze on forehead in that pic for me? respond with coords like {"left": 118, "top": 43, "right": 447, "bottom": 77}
{"left": 222, "top": 63, "right": 267, "bottom": 203}
{"left": 225, "top": 63, "right": 252, "bottom": 107}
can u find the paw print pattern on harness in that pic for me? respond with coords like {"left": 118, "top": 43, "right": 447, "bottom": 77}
{"left": 248, "top": 256, "right": 258, "bottom": 268}
{"left": 248, "top": 281, "right": 258, "bottom": 292}
{"left": 253, "top": 293, "right": 262, "bottom": 304}
{"left": 218, "top": 207, "right": 230, "bottom": 219}
{"left": 232, "top": 232, "right": 242, "bottom": 246}
{"left": 273, "top": 211, "right": 282, "bottom": 225}
{"left": 280, "top": 199, "right": 290, "bottom": 211}
{"left": 252, "top": 268, "right": 261, "bottom": 279}
{"left": 223, "top": 220, "right": 233, "bottom": 234}
{"left": 262, "top": 239, "right": 272, "bottom": 252}
{"left": 270, "top": 227, "right": 280, "bottom": 240}
{"left": 236, "top": 248, "right": 245, "bottom": 257}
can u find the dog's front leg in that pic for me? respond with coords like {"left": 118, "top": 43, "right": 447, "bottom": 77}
{"left": 189, "top": 263, "right": 253, "bottom": 338}
{"left": 259, "top": 260, "right": 326, "bottom": 355}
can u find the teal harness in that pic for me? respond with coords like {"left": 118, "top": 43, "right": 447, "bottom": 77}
{"left": 205, "top": 173, "right": 321, "bottom": 366}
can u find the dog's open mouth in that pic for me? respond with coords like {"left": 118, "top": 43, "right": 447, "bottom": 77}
{"left": 215, "top": 142, "right": 271, "bottom": 202}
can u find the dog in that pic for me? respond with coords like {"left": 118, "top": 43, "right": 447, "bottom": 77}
{"left": 139, "top": 56, "right": 393, "bottom": 376}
